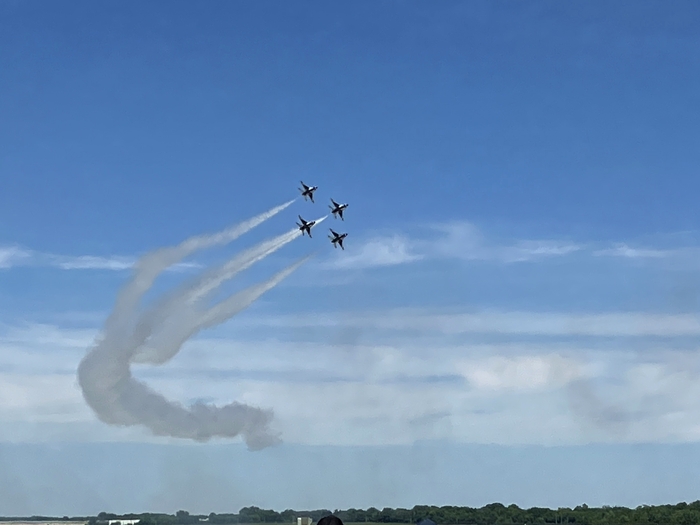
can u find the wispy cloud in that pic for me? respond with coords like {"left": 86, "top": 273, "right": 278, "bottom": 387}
{"left": 329, "top": 235, "right": 423, "bottom": 269}
{"left": 593, "top": 243, "right": 672, "bottom": 258}
{"left": 325, "top": 221, "right": 700, "bottom": 270}
{"left": 3, "top": 320, "right": 700, "bottom": 446}
{"left": 329, "top": 221, "right": 583, "bottom": 269}
{"left": 457, "top": 354, "right": 582, "bottom": 391}
{"left": 3, "top": 224, "right": 696, "bottom": 274}
{"left": 0, "top": 245, "right": 201, "bottom": 272}
{"left": 428, "top": 221, "right": 582, "bottom": 263}
{"left": 52, "top": 255, "right": 135, "bottom": 270}
{"left": 237, "top": 308, "right": 700, "bottom": 338}
{"left": 0, "top": 246, "right": 31, "bottom": 268}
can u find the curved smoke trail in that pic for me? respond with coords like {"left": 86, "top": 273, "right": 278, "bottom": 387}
{"left": 131, "top": 227, "right": 309, "bottom": 365}
{"left": 77, "top": 201, "right": 324, "bottom": 450}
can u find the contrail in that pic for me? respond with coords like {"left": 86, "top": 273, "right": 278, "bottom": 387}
{"left": 131, "top": 216, "right": 327, "bottom": 364}
{"left": 133, "top": 254, "right": 311, "bottom": 365}
{"left": 102, "top": 199, "right": 294, "bottom": 338}
{"left": 132, "top": 226, "right": 308, "bottom": 364}
{"left": 77, "top": 202, "right": 321, "bottom": 450}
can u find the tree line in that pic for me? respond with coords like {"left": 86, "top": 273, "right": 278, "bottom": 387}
{"left": 5, "top": 502, "right": 700, "bottom": 525}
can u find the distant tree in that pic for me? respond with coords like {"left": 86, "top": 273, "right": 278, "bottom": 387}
{"left": 13, "top": 502, "right": 700, "bottom": 525}
{"left": 673, "top": 509, "right": 700, "bottom": 525}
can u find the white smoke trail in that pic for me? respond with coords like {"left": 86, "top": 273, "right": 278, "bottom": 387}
{"left": 132, "top": 216, "right": 326, "bottom": 364}
{"left": 102, "top": 199, "right": 294, "bottom": 338}
{"left": 77, "top": 203, "right": 320, "bottom": 450}
{"left": 132, "top": 227, "right": 304, "bottom": 364}
{"left": 133, "top": 254, "right": 311, "bottom": 365}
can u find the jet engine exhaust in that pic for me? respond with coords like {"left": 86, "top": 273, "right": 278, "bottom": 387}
{"left": 77, "top": 201, "right": 319, "bottom": 450}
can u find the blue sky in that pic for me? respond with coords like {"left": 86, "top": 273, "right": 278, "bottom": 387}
{"left": 2, "top": 0, "right": 700, "bottom": 515}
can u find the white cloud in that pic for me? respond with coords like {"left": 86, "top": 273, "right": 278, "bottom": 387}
{"left": 457, "top": 354, "right": 581, "bottom": 391}
{"left": 503, "top": 240, "right": 582, "bottom": 261}
{"left": 0, "top": 245, "right": 202, "bottom": 272}
{"left": 0, "top": 245, "right": 136, "bottom": 271}
{"left": 0, "top": 373, "right": 89, "bottom": 423}
{"left": 3, "top": 224, "right": 696, "bottom": 275}
{"left": 593, "top": 243, "right": 672, "bottom": 258}
{"left": 2, "top": 322, "right": 97, "bottom": 348}
{"left": 370, "top": 310, "right": 700, "bottom": 337}
{"left": 0, "top": 246, "right": 31, "bottom": 268}
{"left": 50, "top": 255, "right": 201, "bottom": 272}
{"left": 322, "top": 221, "right": 700, "bottom": 271}
{"left": 329, "top": 235, "right": 423, "bottom": 269}
{"left": 53, "top": 255, "right": 135, "bottom": 270}
{"left": 0, "top": 324, "right": 97, "bottom": 427}
{"left": 240, "top": 308, "right": 700, "bottom": 338}
{"left": 99, "top": 356, "right": 700, "bottom": 446}
{"left": 429, "top": 221, "right": 582, "bottom": 262}
{"left": 5, "top": 318, "right": 700, "bottom": 446}
{"left": 328, "top": 221, "right": 583, "bottom": 270}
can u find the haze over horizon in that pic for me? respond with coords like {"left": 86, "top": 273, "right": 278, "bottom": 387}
{"left": 1, "top": 0, "right": 700, "bottom": 515}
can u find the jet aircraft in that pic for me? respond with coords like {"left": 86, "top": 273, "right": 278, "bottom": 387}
{"left": 328, "top": 229, "right": 348, "bottom": 250}
{"left": 329, "top": 198, "right": 349, "bottom": 220}
{"left": 296, "top": 215, "right": 317, "bottom": 237}
{"left": 299, "top": 181, "right": 318, "bottom": 203}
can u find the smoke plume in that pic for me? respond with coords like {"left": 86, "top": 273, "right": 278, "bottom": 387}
{"left": 78, "top": 201, "right": 323, "bottom": 450}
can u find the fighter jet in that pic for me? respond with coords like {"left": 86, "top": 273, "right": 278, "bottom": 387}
{"left": 296, "top": 215, "right": 317, "bottom": 237}
{"left": 328, "top": 228, "right": 348, "bottom": 250}
{"left": 299, "top": 181, "right": 318, "bottom": 203}
{"left": 328, "top": 198, "right": 348, "bottom": 220}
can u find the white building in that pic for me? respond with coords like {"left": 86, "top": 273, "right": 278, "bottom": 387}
{"left": 108, "top": 520, "right": 140, "bottom": 525}
{"left": 297, "top": 518, "right": 312, "bottom": 525}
